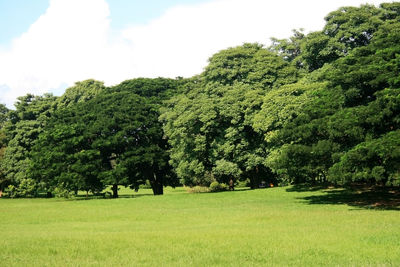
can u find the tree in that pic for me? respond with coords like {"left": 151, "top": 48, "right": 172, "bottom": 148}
{"left": 29, "top": 107, "right": 104, "bottom": 197}
{"left": 109, "top": 78, "right": 182, "bottom": 193}
{"left": 31, "top": 89, "right": 174, "bottom": 197}
{"left": 87, "top": 91, "right": 169, "bottom": 196}
{"left": 1, "top": 94, "right": 57, "bottom": 197}
{"left": 162, "top": 43, "right": 300, "bottom": 188}
{"left": 255, "top": 17, "right": 400, "bottom": 186}
{"left": 253, "top": 77, "right": 343, "bottom": 184}
{"left": 56, "top": 79, "right": 105, "bottom": 108}
{"left": 110, "top": 77, "right": 181, "bottom": 101}
{"left": 269, "top": 29, "right": 305, "bottom": 68}
{"left": 329, "top": 89, "right": 400, "bottom": 185}
{"left": 300, "top": 4, "right": 384, "bottom": 71}
{"left": 330, "top": 130, "right": 400, "bottom": 186}
{"left": 0, "top": 103, "right": 9, "bottom": 196}
{"left": 203, "top": 43, "right": 299, "bottom": 87}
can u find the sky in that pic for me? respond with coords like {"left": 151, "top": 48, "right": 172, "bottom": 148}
{"left": 0, "top": 0, "right": 390, "bottom": 108}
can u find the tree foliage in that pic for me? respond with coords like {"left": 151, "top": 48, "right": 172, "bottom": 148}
{"left": 2, "top": 3, "right": 400, "bottom": 197}
{"left": 30, "top": 80, "right": 179, "bottom": 197}
{"left": 57, "top": 79, "right": 105, "bottom": 108}
{"left": 162, "top": 43, "right": 299, "bottom": 187}
{"left": 1, "top": 94, "right": 57, "bottom": 197}
{"left": 255, "top": 13, "right": 400, "bottom": 186}
{"left": 0, "top": 103, "right": 9, "bottom": 194}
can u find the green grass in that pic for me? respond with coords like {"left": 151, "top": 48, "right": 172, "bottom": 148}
{"left": 1, "top": 186, "right": 400, "bottom": 266}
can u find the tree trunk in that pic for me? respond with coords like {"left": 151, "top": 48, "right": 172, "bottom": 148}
{"left": 150, "top": 172, "right": 163, "bottom": 195}
{"left": 251, "top": 166, "right": 261, "bottom": 189}
{"left": 250, "top": 176, "right": 258, "bottom": 189}
{"left": 321, "top": 171, "right": 327, "bottom": 183}
{"left": 0, "top": 183, "right": 4, "bottom": 198}
{"left": 112, "top": 184, "right": 118, "bottom": 198}
{"left": 229, "top": 178, "right": 235, "bottom": 191}
{"left": 152, "top": 182, "right": 163, "bottom": 195}
{"left": 46, "top": 191, "right": 53, "bottom": 198}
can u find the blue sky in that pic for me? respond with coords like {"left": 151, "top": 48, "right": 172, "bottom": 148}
{"left": 0, "top": 0, "right": 207, "bottom": 46}
{"left": 0, "top": 0, "right": 48, "bottom": 45}
{"left": 0, "top": 0, "right": 388, "bottom": 108}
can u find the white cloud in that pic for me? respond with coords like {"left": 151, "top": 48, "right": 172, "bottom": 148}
{"left": 0, "top": 0, "right": 388, "bottom": 108}
{"left": 0, "top": 0, "right": 133, "bottom": 108}
{"left": 123, "top": 0, "right": 387, "bottom": 78}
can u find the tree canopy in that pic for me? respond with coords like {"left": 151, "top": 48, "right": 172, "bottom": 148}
{"left": 1, "top": 3, "right": 400, "bottom": 197}
{"left": 161, "top": 43, "right": 300, "bottom": 187}
{"left": 29, "top": 80, "right": 179, "bottom": 197}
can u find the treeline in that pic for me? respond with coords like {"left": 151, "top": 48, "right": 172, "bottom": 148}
{"left": 0, "top": 3, "right": 399, "bottom": 197}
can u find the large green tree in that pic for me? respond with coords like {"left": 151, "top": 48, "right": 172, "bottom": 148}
{"left": 31, "top": 89, "right": 176, "bottom": 197}
{"left": 0, "top": 103, "right": 9, "bottom": 196}
{"left": 300, "top": 4, "right": 383, "bottom": 71}
{"left": 255, "top": 17, "right": 400, "bottom": 186}
{"left": 1, "top": 80, "right": 105, "bottom": 197}
{"left": 1, "top": 94, "right": 57, "bottom": 197}
{"left": 109, "top": 77, "right": 182, "bottom": 193}
{"left": 162, "top": 43, "right": 299, "bottom": 188}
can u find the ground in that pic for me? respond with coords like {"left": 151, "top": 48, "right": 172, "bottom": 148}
{"left": 1, "top": 186, "right": 399, "bottom": 266}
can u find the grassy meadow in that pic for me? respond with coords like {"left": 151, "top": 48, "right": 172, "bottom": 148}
{"left": 1, "top": 186, "right": 400, "bottom": 266}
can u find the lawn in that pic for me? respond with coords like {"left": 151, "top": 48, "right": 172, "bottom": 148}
{"left": 1, "top": 186, "right": 400, "bottom": 266}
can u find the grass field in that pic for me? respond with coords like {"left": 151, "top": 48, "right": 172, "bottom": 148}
{"left": 1, "top": 186, "right": 400, "bottom": 266}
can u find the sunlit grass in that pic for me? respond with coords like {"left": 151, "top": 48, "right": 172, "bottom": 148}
{"left": 1, "top": 186, "right": 399, "bottom": 266}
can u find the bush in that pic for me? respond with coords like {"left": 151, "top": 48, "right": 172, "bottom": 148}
{"left": 220, "top": 183, "right": 229, "bottom": 191}
{"left": 209, "top": 181, "right": 228, "bottom": 192}
{"left": 209, "top": 181, "right": 219, "bottom": 192}
{"left": 4, "top": 179, "right": 37, "bottom": 198}
{"left": 139, "top": 180, "right": 152, "bottom": 189}
{"left": 236, "top": 179, "right": 250, "bottom": 188}
{"left": 186, "top": 186, "right": 210, "bottom": 193}
{"left": 53, "top": 187, "right": 75, "bottom": 198}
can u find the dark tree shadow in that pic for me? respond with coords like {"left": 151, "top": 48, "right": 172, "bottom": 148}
{"left": 286, "top": 184, "right": 329, "bottom": 192}
{"left": 230, "top": 187, "right": 253, "bottom": 192}
{"left": 290, "top": 184, "right": 400, "bottom": 210}
{"left": 119, "top": 193, "right": 153, "bottom": 198}
{"left": 61, "top": 192, "right": 153, "bottom": 201}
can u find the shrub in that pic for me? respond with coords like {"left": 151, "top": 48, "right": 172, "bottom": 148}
{"left": 220, "top": 183, "right": 229, "bottom": 191}
{"left": 53, "top": 187, "right": 75, "bottom": 198}
{"left": 139, "top": 180, "right": 152, "bottom": 189}
{"left": 209, "top": 181, "right": 228, "bottom": 192}
{"left": 236, "top": 179, "right": 250, "bottom": 188}
{"left": 4, "top": 179, "right": 37, "bottom": 198}
{"left": 185, "top": 186, "right": 210, "bottom": 193}
{"left": 209, "top": 181, "right": 220, "bottom": 192}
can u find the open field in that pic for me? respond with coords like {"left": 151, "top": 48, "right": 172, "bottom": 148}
{"left": 1, "top": 186, "right": 400, "bottom": 266}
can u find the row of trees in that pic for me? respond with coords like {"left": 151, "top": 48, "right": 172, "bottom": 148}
{"left": 162, "top": 3, "right": 400, "bottom": 188}
{"left": 0, "top": 79, "right": 180, "bottom": 197}
{"left": 0, "top": 3, "right": 399, "bottom": 197}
